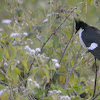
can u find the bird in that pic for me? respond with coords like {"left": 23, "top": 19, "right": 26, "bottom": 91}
{"left": 75, "top": 19, "right": 100, "bottom": 61}
{"left": 75, "top": 19, "right": 100, "bottom": 97}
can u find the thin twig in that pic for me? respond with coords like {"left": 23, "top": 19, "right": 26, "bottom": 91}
{"left": 64, "top": 47, "right": 82, "bottom": 89}
{"left": 91, "top": 91, "right": 100, "bottom": 100}
{"left": 50, "top": 18, "right": 74, "bottom": 85}
{"left": 41, "top": 7, "right": 77, "bottom": 52}
{"left": 59, "top": 19, "right": 74, "bottom": 64}
{"left": 26, "top": 59, "right": 35, "bottom": 78}
{"left": 44, "top": 2, "right": 83, "bottom": 96}
{"left": 0, "top": 81, "right": 8, "bottom": 86}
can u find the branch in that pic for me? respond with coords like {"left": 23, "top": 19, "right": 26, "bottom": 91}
{"left": 44, "top": 2, "right": 83, "bottom": 96}
{"left": 64, "top": 47, "right": 82, "bottom": 89}
{"left": 59, "top": 19, "right": 74, "bottom": 64}
{"left": 41, "top": 6, "right": 77, "bottom": 52}
{"left": 26, "top": 59, "right": 35, "bottom": 77}
{"left": 91, "top": 91, "right": 100, "bottom": 100}
{"left": 0, "top": 81, "right": 8, "bottom": 86}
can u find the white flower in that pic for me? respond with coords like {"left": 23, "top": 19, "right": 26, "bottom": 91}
{"left": 49, "top": 90, "right": 62, "bottom": 95}
{"left": 4, "top": 62, "right": 8, "bottom": 66}
{"left": 10, "top": 33, "right": 20, "bottom": 38}
{"left": 37, "top": 54, "right": 41, "bottom": 57}
{"left": 28, "top": 78, "right": 32, "bottom": 82}
{"left": 0, "top": 28, "right": 4, "bottom": 31}
{"left": 43, "top": 19, "right": 48, "bottom": 23}
{"left": 24, "top": 46, "right": 36, "bottom": 55}
{"left": 47, "top": 14, "right": 51, "bottom": 17}
{"left": 0, "top": 89, "right": 7, "bottom": 96}
{"left": 24, "top": 46, "right": 31, "bottom": 51}
{"left": 12, "top": 41, "right": 16, "bottom": 46}
{"left": 22, "top": 32, "right": 28, "bottom": 36}
{"left": 53, "top": 90, "right": 61, "bottom": 94}
{"left": 56, "top": 90, "right": 62, "bottom": 94}
{"left": 59, "top": 96, "right": 71, "bottom": 100}
{"left": 51, "top": 59, "right": 58, "bottom": 63}
{"left": 55, "top": 63, "right": 60, "bottom": 68}
{"left": 49, "top": 90, "right": 53, "bottom": 94}
{"left": 2, "top": 19, "right": 11, "bottom": 24}
{"left": 15, "top": 20, "right": 18, "bottom": 24}
{"left": 35, "top": 48, "right": 41, "bottom": 52}
{"left": 10, "top": 32, "right": 28, "bottom": 38}
{"left": 30, "top": 49, "right": 35, "bottom": 54}
{"left": 55, "top": 13, "right": 59, "bottom": 15}
{"left": 33, "top": 81, "right": 40, "bottom": 88}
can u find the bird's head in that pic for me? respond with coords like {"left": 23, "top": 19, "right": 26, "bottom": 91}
{"left": 74, "top": 19, "right": 88, "bottom": 34}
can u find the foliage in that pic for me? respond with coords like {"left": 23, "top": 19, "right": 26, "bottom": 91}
{"left": 0, "top": 0, "right": 100, "bottom": 100}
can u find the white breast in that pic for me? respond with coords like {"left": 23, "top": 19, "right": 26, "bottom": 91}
{"left": 78, "top": 28, "right": 86, "bottom": 48}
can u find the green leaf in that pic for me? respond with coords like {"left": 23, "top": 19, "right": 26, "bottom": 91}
{"left": 44, "top": 97, "right": 52, "bottom": 100}
{"left": 2, "top": 33, "right": 7, "bottom": 37}
{"left": 43, "top": 69, "right": 49, "bottom": 82}
{"left": 11, "top": 68, "right": 19, "bottom": 85}
{"left": 65, "top": 29, "right": 71, "bottom": 38}
{"left": 53, "top": 36, "right": 59, "bottom": 48}
{"left": 4, "top": 48, "right": 9, "bottom": 59}
{"left": 16, "top": 8, "right": 23, "bottom": 17}
{"left": 69, "top": 74, "right": 74, "bottom": 84}
{"left": 14, "top": 67, "right": 20, "bottom": 74}
{"left": 22, "top": 54, "right": 28, "bottom": 72}
{"left": 26, "top": 19, "right": 32, "bottom": 30}
{"left": 10, "top": 47, "right": 16, "bottom": 59}
{"left": 38, "top": 36, "right": 45, "bottom": 42}
{"left": 87, "top": 0, "right": 92, "bottom": 4}
{"left": 33, "top": 67, "right": 39, "bottom": 78}
{"left": 0, "top": 49, "right": 4, "bottom": 62}
{"left": 62, "top": 0, "right": 66, "bottom": 5}
{"left": 51, "top": 84, "right": 56, "bottom": 89}
{"left": 71, "top": 97, "right": 83, "bottom": 100}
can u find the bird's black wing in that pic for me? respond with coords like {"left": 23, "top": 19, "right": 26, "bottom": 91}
{"left": 82, "top": 26, "right": 100, "bottom": 60}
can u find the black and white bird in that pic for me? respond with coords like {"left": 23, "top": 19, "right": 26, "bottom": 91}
{"left": 75, "top": 19, "right": 100, "bottom": 61}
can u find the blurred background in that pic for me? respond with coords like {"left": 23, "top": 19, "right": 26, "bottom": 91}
{"left": 0, "top": 0, "right": 100, "bottom": 100}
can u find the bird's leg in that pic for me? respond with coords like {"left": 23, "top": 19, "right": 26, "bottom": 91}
{"left": 92, "top": 58, "right": 98, "bottom": 98}
{"left": 81, "top": 50, "right": 89, "bottom": 57}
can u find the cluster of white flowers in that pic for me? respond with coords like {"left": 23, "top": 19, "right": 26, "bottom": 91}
{"left": 49, "top": 90, "right": 62, "bottom": 95}
{"left": 10, "top": 32, "right": 28, "bottom": 38}
{"left": 4, "top": 62, "right": 8, "bottom": 66}
{"left": 59, "top": 95, "right": 71, "bottom": 100}
{"left": 37, "top": 53, "right": 49, "bottom": 59}
{"left": 10, "top": 33, "right": 20, "bottom": 38}
{"left": 12, "top": 39, "right": 33, "bottom": 46}
{"left": 51, "top": 59, "right": 60, "bottom": 68}
{"left": 2, "top": 19, "right": 11, "bottom": 24}
{"left": 0, "top": 88, "right": 8, "bottom": 96}
{"left": 2, "top": 59, "right": 8, "bottom": 66}
{"left": 24, "top": 45, "right": 41, "bottom": 55}
{"left": 28, "top": 78, "right": 40, "bottom": 88}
